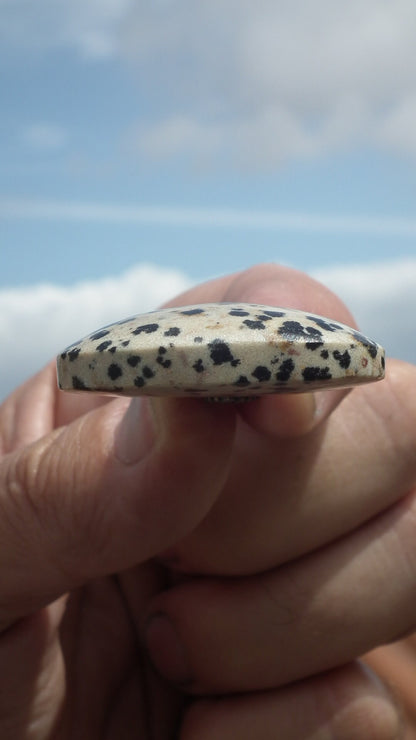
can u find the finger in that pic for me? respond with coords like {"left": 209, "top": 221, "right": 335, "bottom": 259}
{"left": 0, "top": 394, "right": 235, "bottom": 627}
{"left": 0, "top": 364, "right": 60, "bottom": 454}
{"left": 181, "top": 663, "right": 402, "bottom": 740}
{"left": 161, "top": 359, "right": 416, "bottom": 575}
{"left": 167, "top": 263, "right": 360, "bottom": 435}
{"left": 143, "top": 486, "right": 416, "bottom": 694}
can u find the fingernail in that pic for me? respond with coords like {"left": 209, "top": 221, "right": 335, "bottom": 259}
{"left": 115, "top": 398, "right": 157, "bottom": 464}
{"left": 144, "top": 613, "right": 191, "bottom": 685}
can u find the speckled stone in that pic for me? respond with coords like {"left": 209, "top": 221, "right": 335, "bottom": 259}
{"left": 56, "top": 303, "right": 385, "bottom": 398}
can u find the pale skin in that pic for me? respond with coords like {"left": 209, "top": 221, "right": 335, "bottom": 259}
{"left": 1, "top": 263, "right": 416, "bottom": 738}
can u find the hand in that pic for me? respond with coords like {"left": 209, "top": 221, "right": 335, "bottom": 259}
{"left": 0, "top": 263, "right": 414, "bottom": 738}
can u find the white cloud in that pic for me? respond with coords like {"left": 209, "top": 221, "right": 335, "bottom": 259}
{"left": 119, "top": 1, "right": 416, "bottom": 167}
{"left": 0, "top": 258, "right": 414, "bottom": 402}
{"left": 3, "top": 2, "right": 416, "bottom": 165}
{"left": 0, "top": 263, "right": 192, "bottom": 400}
{"left": 312, "top": 259, "right": 416, "bottom": 365}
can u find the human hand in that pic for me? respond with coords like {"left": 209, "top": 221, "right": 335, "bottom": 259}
{"left": 1, "top": 263, "right": 414, "bottom": 739}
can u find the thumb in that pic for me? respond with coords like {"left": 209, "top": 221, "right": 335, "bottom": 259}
{"left": 0, "top": 395, "right": 235, "bottom": 627}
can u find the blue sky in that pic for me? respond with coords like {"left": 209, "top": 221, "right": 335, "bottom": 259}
{"left": 0, "top": 1, "right": 415, "bottom": 397}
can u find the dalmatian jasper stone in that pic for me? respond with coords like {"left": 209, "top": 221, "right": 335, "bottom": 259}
{"left": 57, "top": 303, "right": 385, "bottom": 398}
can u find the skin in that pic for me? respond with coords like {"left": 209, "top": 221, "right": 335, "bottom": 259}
{"left": 0, "top": 263, "right": 415, "bottom": 738}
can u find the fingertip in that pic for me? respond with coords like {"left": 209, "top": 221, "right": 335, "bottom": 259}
{"left": 226, "top": 263, "right": 357, "bottom": 327}
{"left": 237, "top": 387, "right": 353, "bottom": 439}
{"left": 237, "top": 393, "right": 317, "bottom": 438}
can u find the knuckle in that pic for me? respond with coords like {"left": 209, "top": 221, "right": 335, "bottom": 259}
{"left": 3, "top": 443, "right": 47, "bottom": 526}
{"left": 1, "top": 436, "right": 62, "bottom": 551}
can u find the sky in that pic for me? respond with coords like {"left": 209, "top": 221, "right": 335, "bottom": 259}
{"left": 1, "top": 1, "right": 416, "bottom": 399}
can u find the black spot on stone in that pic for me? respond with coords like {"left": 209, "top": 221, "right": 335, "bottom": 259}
{"left": 302, "top": 367, "right": 332, "bottom": 382}
{"left": 158, "top": 346, "right": 167, "bottom": 354}
{"left": 127, "top": 355, "right": 141, "bottom": 367}
{"left": 60, "top": 352, "right": 67, "bottom": 359}
{"left": 320, "top": 349, "right": 329, "bottom": 359}
{"left": 142, "top": 366, "right": 155, "bottom": 379}
{"left": 180, "top": 308, "right": 204, "bottom": 316}
{"left": 72, "top": 375, "right": 88, "bottom": 390}
{"left": 252, "top": 365, "right": 271, "bottom": 382}
{"left": 193, "top": 359, "right": 205, "bottom": 373}
{"left": 306, "top": 341, "right": 324, "bottom": 351}
{"left": 157, "top": 356, "right": 172, "bottom": 369}
{"left": 96, "top": 340, "right": 112, "bottom": 352}
{"left": 352, "top": 331, "right": 378, "bottom": 359}
{"left": 229, "top": 309, "right": 250, "bottom": 316}
{"left": 263, "top": 310, "right": 285, "bottom": 318}
{"left": 333, "top": 350, "right": 351, "bottom": 369}
{"left": 121, "top": 340, "right": 130, "bottom": 347}
{"left": 90, "top": 329, "right": 110, "bottom": 341}
{"left": 278, "top": 321, "right": 323, "bottom": 343}
{"left": 276, "top": 358, "right": 295, "bottom": 382}
{"left": 194, "top": 336, "right": 203, "bottom": 343}
{"left": 306, "top": 316, "right": 338, "bottom": 332}
{"left": 164, "top": 326, "right": 181, "bottom": 337}
{"left": 68, "top": 348, "right": 81, "bottom": 362}
{"left": 381, "top": 355, "right": 385, "bottom": 370}
{"left": 108, "top": 363, "right": 123, "bottom": 381}
{"left": 255, "top": 314, "right": 274, "bottom": 322}
{"left": 234, "top": 375, "right": 250, "bottom": 386}
{"left": 208, "top": 339, "right": 240, "bottom": 366}
{"left": 132, "top": 323, "right": 159, "bottom": 335}
{"left": 109, "top": 347, "right": 117, "bottom": 354}
{"left": 243, "top": 319, "right": 266, "bottom": 330}
{"left": 134, "top": 376, "right": 145, "bottom": 388}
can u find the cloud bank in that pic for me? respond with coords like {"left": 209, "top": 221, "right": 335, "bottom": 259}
{"left": 0, "top": 259, "right": 414, "bottom": 401}
{"left": 3, "top": 1, "right": 416, "bottom": 167}
{"left": 0, "top": 263, "right": 191, "bottom": 400}
{"left": 122, "top": 1, "right": 416, "bottom": 167}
